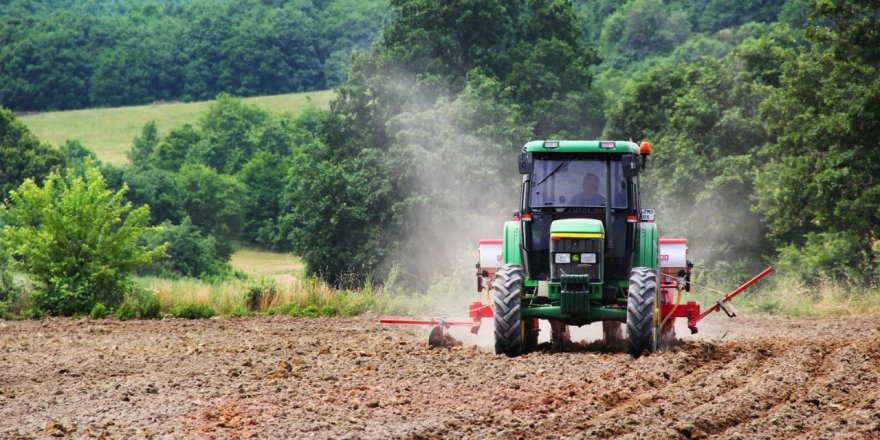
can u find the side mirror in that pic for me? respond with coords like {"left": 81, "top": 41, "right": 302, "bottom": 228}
{"left": 622, "top": 154, "right": 639, "bottom": 177}
{"left": 518, "top": 151, "right": 533, "bottom": 174}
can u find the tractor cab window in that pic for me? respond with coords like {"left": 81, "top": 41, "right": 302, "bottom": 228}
{"left": 529, "top": 157, "right": 627, "bottom": 209}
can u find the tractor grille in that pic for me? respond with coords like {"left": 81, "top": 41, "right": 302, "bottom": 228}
{"left": 551, "top": 238, "right": 602, "bottom": 281}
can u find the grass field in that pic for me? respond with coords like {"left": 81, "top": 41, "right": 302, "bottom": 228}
{"left": 18, "top": 90, "right": 334, "bottom": 165}
{"left": 230, "top": 248, "right": 303, "bottom": 279}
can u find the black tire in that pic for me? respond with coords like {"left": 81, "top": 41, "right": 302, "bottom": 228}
{"left": 493, "top": 264, "right": 525, "bottom": 356}
{"left": 626, "top": 267, "right": 658, "bottom": 358}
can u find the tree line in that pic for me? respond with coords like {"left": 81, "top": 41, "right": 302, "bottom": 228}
{"left": 0, "top": 0, "right": 388, "bottom": 111}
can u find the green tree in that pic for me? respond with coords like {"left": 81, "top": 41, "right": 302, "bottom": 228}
{"left": 61, "top": 139, "right": 100, "bottom": 178}
{"left": 754, "top": 0, "right": 880, "bottom": 281}
{"left": 142, "top": 217, "right": 228, "bottom": 278}
{"left": 190, "top": 94, "right": 270, "bottom": 174}
{"left": 237, "top": 151, "right": 292, "bottom": 251}
{"left": 605, "top": 44, "right": 783, "bottom": 270}
{"left": 176, "top": 163, "right": 246, "bottom": 259}
{"left": 282, "top": 146, "right": 393, "bottom": 285}
{"left": 119, "top": 165, "right": 184, "bottom": 225}
{"left": 150, "top": 123, "right": 200, "bottom": 172}
{"left": 0, "top": 107, "right": 64, "bottom": 199}
{"left": 128, "top": 120, "right": 159, "bottom": 165}
{"left": 0, "top": 164, "right": 165, "bottom": 315}
{"left": 599, "top": 0, "right": 692, "bottom": 67}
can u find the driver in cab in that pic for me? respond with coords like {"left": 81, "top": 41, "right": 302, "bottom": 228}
{"left": 569, "top": 173, "right": 605, "bottom": 206}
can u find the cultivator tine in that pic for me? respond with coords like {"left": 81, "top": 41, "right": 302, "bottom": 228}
{"left": 717, "top": 300, "right": 736, "bottom": 318}
{"left": 428, "top": 325, "right": 445, "bottom": 348}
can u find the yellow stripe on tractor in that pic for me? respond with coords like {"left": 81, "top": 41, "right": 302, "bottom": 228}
{"left": 550, "top": 233, "right": 604, "bottom": 239}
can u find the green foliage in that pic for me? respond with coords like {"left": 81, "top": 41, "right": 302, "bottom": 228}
{"left": 61, "top": 139, "right": 100, "bottom": 178}
{"left": 1, "top": 164, "right": 166, "bottom": 315}
{"left": 776, "top": 231, "right": 875, "bottom": 286}
{"left": 116, "top": 289, "right": 160, "bottom": 320}
{"left": 298, "top": 0, "right": 605, "bottom": 285}
{"left": 21, "top": 308, "right": 46, "bottom": 320}
{"left": 755, "top": 1, "right": 880, "bottom": 253}
{"left": 0, "top": 0, "right": 389, "bottom": 111}
{"left": 89, "top": 303, "right": 108, "bottom": 319}
{"left": 245, "top": 278, "right": 279, "bottom": 312}
{"left": 150, "top": 124, "right": 201, "bottom": 172}
{"left": 115, "top": 164, "right": 184, "bottom": 225}
{"left": 143, "top": 218, "right": 229, "bottom": 278}
{"left": 190, "top": 94, "right": 271, "bottom": 174}
{"left": 237, "top": 151, "right": 293, "bottom": 251}
{"left": 0, "top": 302, "right": 12, "bottom": 320}
{"left": 0, "top": 252, "right": 21, "bottom": 307}
{"left": 176, "top": 164, "right": 246, "bottom": 259}
{"left": 599, "top": 0, "right": 692, "bottom": 67}
{"left": 172, "top": 303, "right": 215, "bottom": 319}
{"left": 282, "top": 145, "right": 392, "bottom": 286}
{"left": 0, "top": 107, "right": 64, "bottom": 200}
{"left": 128, "top": 121, "right": 159, "bottom": 165}
{"left": 675, "top": 0, "right": 788, "bottom": 33}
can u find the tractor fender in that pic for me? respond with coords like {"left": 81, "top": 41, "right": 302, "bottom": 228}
{"left": 501, "top": 221, "right": 523, "bottom": 266}
{"left": 633, "top": 222, "right": 659, "bottom": 270}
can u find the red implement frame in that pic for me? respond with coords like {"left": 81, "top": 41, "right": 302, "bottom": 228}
{"left": 660, "top": 266, "right": 774, "bottom": 334}
{"left": 379, "top": 301, "right": 493, "bottom": 335}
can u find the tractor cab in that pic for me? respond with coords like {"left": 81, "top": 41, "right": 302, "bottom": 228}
{"left": 517, "top": 140, "right": 648, "bottom": 288}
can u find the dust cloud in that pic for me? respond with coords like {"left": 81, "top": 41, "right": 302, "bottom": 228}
{"left": 381, "top": 80, "right": 524, "bottom": 317}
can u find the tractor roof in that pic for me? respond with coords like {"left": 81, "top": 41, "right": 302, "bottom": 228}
{"left": 524, "top": 140, "right": 640, "bottom": 154}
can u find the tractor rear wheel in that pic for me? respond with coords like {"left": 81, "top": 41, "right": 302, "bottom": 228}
{"left": 627, "top": 267, "right": 658, "bottom": 358}
{"left": 493, "top": 264, "right": 525, "bottom": 356}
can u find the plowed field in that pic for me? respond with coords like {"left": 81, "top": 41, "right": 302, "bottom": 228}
{"left": 2, "top": 314, "right": 879, "bottom": 439}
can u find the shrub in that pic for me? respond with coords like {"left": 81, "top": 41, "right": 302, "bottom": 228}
{"left": 1, "top": 164, "right": 166, "bottom": 315}
{"left": 777, "top": 231, "right": 874, "bottom": 287}
{"left": 141, "top": 218, "right": 230, "bottom": 278}
{"left": 172, "top": 303, "right": 215, "bottom": 319}
{"left": 0, "top": 303, "right": 12, "bottom": 320}
{"left": 22, "top": 308, "right": 46, "bottom": 320}
{"left": 246, "top": 279, "right": 279, "bottom": 312}
{"left": 89, "top": 303, "right": 108, "bottom": 319}
{"left": 115, "top": 298, "right": 139, "bottom": 321}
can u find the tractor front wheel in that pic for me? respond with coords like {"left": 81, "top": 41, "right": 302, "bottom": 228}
{"left": 493, "top": 264, "right": 525, "bottom": 356}
{"left": 626, "top": 267, "right": 658, "bottom": 358}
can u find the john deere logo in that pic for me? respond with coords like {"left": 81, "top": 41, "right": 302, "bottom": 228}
{"left": 572, "top": 254, "right": 580, "bottom": 263}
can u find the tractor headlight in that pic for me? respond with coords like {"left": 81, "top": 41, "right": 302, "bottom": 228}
{"left": 580, "top": 253, "right": 597, "bottom": 264}
{"left": 554, "top": 253, "right": 571, "bottom": 264}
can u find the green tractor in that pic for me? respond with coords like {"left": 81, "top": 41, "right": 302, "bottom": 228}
{"left": 493, "top": 140, "right": 663, "bottom": 357}
{"left": 384, "top": 140, "right": 771, "bottom": 354}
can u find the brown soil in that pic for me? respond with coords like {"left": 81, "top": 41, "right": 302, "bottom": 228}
{"left": 1, "top": 314, "right": 879, "bottom": 439}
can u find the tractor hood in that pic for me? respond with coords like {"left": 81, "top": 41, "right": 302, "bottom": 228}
{"left": 550, "top": 218, "right": 604, "bottom": 237}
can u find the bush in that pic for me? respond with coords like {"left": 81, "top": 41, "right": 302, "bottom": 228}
{"left": 116, "top": 290, "right": 161, "bottom": 321}
{"left": 172, "top": 303, "right": 215, "bottom": 319}
{"left": 246, "top": 279, "right": 279, "bottom": 312}
{"left": 22, "top": 308, "right": 46, "bottom": 320}
{"left": 89, "top": 303, "right": 108, "bottom": 319}
{"left": 776, "top": 231, "right": 874, "bottom": 287}
{"left": 0, "top": 269, "right": 20, "bottom": 306}
{"left": 0, "top": 303, "right": 13, "bottom": 320}
{"left": 142, "top": 218, "right": 230, "bottom": 278}
{"left": 1, "top": 164, "right": 166, "bottom": 315}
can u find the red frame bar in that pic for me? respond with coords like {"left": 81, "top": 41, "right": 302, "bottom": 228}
{"left": 687, "top": 266, "right": 774, "bottom": 329}
{"left": 380, "top": 302, "right": 493, "bottom": 334}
